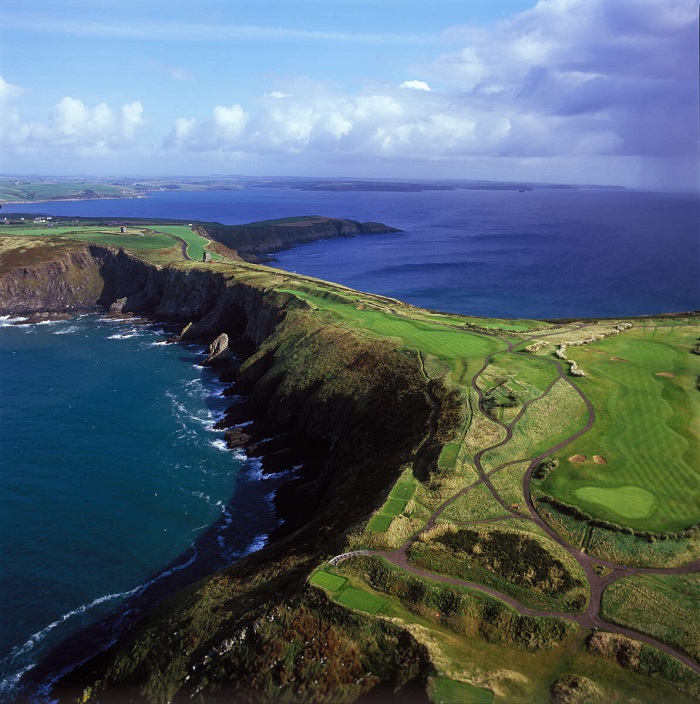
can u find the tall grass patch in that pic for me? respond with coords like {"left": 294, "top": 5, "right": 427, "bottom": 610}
{"left": 601, "top": 574, "right": 700, "bottom": 661}
{"left": 409, "top": 526, "right": 588, "bottom": 611}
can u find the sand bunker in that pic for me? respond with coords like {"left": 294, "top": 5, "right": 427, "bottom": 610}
{"left": 655, "top": 372, "right": 675, "bottom": 378}
{"left": 593, "top": 455, "right": 607, "bottom": 464}
{"left": 609, "top": 357, "right": 630, "bottom": 362}
{"left": 569, "top": 454, "right": 587, "bottom": 463}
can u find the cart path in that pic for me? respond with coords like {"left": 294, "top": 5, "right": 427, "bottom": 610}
{"left": 334, "top": 325, "right": 700, "bottom": 676}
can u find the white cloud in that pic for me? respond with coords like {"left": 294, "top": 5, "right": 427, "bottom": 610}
{"left": 0, "top": 93, "right": 147, "bottom": 159}
{"left": 1, "top": 0, "right": 696, "bottom": 188}
{"left": 164, "top": 105, "right": 249, "bottom": 151}
{"left": 400, "top": 80, "right": 431, "bottom": 92}
{"left": 0, "top": 75, "right": 24, "bottom": 102}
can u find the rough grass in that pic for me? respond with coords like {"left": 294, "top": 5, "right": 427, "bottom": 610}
{"left": 488, "top": 462, "right": 530, "bottom": 512}
{"left": 409, "top": 525, "right": 588, "bottom": 611}
{"left": 481, "top": 379, "right": 588, "bottom": 473}
{"left": 586, "top": 525, "right": 700, "bottom": 568}
{"left": 545, "top": 324, "right": 700, "bottom": 531}
{"left": 438, "top": 483, "right": 508, "bottom": 523}
{"left": 601, "top": 574, "right": 700, "bottom": 661}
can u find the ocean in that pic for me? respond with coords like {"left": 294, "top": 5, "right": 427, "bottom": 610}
{"left": 4, "top": 186, "right": 698, "bottom": 318}
{"left": 0, "top": 316, "right": 285, "bottom": 701}
{"left": 0, "top": 185, "right": 698, "bottom": 699}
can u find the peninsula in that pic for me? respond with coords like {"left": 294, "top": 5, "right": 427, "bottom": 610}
{"left": 0, "top": 220, "right": 698, "bottom": 704}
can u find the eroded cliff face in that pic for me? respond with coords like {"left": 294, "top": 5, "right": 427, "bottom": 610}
{"left": 1, "top": 245, "right": 460, "bottom": 703}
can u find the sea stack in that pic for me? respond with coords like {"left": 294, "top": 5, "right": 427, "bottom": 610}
{"left": 203, "top": 332, "right": 230, "bottom": 366}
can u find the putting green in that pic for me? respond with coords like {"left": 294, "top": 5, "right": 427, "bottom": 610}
{"left": 575, "top": 485, "right": 656, "bottom": 519}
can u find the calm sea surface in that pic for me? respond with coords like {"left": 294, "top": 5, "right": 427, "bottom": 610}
{"left": 0, "top": 186, "right": 698, "bottom": 698}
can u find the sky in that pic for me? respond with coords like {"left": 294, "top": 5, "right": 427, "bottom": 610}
{"left": 0, "top": 0, "right": 698, "bottom": 190}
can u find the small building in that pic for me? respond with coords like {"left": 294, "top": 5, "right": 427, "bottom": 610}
{"left": 203, "top": 251, "right": 212, "bottom": 263}
{"left": 120, "top": 226, "right": 126, "bottom": 234}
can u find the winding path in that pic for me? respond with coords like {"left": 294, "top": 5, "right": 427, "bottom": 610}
{"left": 334, "top": 322, "right": 700, "bottom": 676}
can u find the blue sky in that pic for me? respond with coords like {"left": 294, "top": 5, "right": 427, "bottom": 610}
{"left": 1, "top": 0, "right": 697, "bottom": 189}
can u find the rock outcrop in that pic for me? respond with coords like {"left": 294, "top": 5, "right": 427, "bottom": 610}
{"left": 202, "top": 216, "right": 402, "bottom": 262}
{"left": 203, "top": 332, "right": 230, "bottom": 365}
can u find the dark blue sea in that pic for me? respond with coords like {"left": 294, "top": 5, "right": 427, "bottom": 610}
{"left": 0, "top": 317, "right": 285, "bottom": 701}
{"left": 0, "top": 186, "right": 698, "bottom": 699}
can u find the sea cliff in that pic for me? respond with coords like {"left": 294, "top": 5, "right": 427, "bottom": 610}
{"left": 200, "top": 216, "right": 401, "bottom": 262}
{"left": 0, "top": 243, "right": 460, "bottom": 702}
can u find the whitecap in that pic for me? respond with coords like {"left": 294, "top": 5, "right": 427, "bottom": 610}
{"left": 107, "top": 332, "right": 139, "bottom": 340}
{"left": 52, "top": 325, "right": 79, "bottom": 335}
{"left": 1, "top": 585, "right": 142, "bottom": 668}
{"left": 221, "top": 533, "right": 268, "bottom": 562}
{"left": 0, "top": 315, "right": 29, "bottom": 327}
{"left": 210, "top": 439, "right": 229, "bottom": 452}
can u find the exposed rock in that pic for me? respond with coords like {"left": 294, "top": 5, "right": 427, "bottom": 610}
{"left": 203, "top": 332, "right": 230, "bottom": 366}
{"left": 108, "top": 297, "right": 127, "bottom": 314}
{"left": 224, "top": 427, "right": 252, "bottom": 448}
